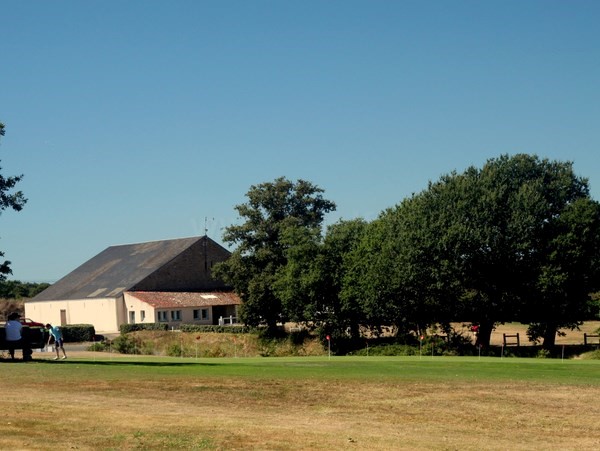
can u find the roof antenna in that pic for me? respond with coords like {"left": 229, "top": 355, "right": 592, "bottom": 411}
{"left": 204, "top": 217, "right": 214, "bottom": 237}
{"left": 203, "top": 217, "right": 214, "bottom": 272}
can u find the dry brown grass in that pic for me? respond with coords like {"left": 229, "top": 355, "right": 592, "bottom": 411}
{"left": 127, "top": 330, "right": 326, "bottom": 357}
{"left": 490, "top": 321, "right": 600, "bottom": 345}
{"left": 128, "top": 321, "right": 600, "bottom": 358}
{"left": 0, "top": 354, "right": 599, "bottom": 450}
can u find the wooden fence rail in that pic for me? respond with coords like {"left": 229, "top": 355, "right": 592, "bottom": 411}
{"left": 503, "top": 333, "right": 520, "bottom": 347}
{"left": 584, "top": 333, "right": 600, "bottom": 346}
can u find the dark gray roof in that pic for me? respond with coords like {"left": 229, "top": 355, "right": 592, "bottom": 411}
{"left": 30, "top": 236, "right": 214, "bottom": 301}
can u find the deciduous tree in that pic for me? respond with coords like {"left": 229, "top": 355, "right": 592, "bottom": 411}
{"left": 0, "top": 123, "right": 27, "bottom": 280}
{"left": 383, "top": 154, "right": 598, "bottom": 348}
{"left": 213, "top": 177, "right": 335, "bottom": 333}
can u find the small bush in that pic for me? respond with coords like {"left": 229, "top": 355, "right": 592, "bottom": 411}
{"left": 354, "top": 344, "right": 417, "bottom": 356}
{"left": 580, "top": 349, "right": 600, "bottom": 360}
{"left": 536, "top": 349, "right": 551, "bottom": 359}
{"left": 112, "top": 335, "right": 142, "bottom": 354}
{"left": 288, "top": 329, "right": 310, "bottom": 346}
{"left": 87, "top": 342, "right": 107, "bottom": 352}
{"left": 420, "top": 335, "right": 448, "bottom": 356}
{"left": 166, "top": 342, "right": 183, "bottom": 357}
{"left": 120, "top": 323, "right": 168, "bottom": 334}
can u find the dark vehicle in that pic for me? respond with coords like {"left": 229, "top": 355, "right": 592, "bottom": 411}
{"left": 1, "top": 319, "right": 47, "bottom": 357}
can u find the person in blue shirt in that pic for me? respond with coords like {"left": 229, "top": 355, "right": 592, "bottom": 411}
{"left": 45, "top": 323, "right": 67, "bottom": 360}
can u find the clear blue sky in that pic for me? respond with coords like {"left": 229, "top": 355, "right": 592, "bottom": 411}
{"left": 1, "top": 0, "right": 599, "bottom": 282}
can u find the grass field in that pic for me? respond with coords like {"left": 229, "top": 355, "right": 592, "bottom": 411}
{"left": 0, "top": 352, "right": 599, "bottom": 450}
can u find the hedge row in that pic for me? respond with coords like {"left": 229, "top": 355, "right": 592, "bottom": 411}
{"left": 119, "top": 323, "right": 255, "bottom": 334}
{"left": 60, "top": 324, "right": 96, "bottom": 342}
{"left": 179, "top": 324, "right": 255, "bottom": 334}
{"left": 120, "top": 323, "right": 168, "bottom": 334}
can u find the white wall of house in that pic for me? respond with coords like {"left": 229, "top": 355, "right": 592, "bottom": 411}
{"left": 146, "top": 305, "right": 214, "bottom": 330}
{"left": 123, "top": 293, "right": 156, "bottom": 325}
{"left": 123, "top": 293, "right": 228, "bottom": 329}
{"left": 26, "top": 296, "right": 241, "bottom": 334}
{"left": 25, "top": 297, "right": 121, "bottom": 333}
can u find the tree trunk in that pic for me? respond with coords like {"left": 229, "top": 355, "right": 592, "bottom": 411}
{"left": 542, "top": 322, "right": 557, "bottom": 350}
{"left": 475, "top": 320, "right": 495, "bottom": 348}
{"left": 265, "top": 318, "right": 279, "bottom": 337}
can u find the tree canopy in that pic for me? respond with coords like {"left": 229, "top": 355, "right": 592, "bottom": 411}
{"left": 213, "top": 177, "right": 336, "bottom": 333}
{"left": 0, "top": 280, "right": 50, "bottom": 299}
{"left": 218, "top": 155, "right": 600, "bottom": 349}
{"left": 0, "top": 122, "right": 27, "bottom": 281}
{"left": 351, "top": 154, "right": 600, "bottom": 347}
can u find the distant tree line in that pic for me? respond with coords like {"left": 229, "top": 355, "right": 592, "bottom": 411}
{"left": 0, "top": 281, "right": 49, "bottom": 320}
{"left": 0, "top": 280, "right": 50, "bottom": 299}
{"left": 215, "top": 155, "right": 600, "bottom": 350}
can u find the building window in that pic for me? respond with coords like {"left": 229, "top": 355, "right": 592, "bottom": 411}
{"left": 157, "top": 311, "right": 168, "bottom": 322}
{"left": 193, "top": 308, "right": 209, "bottom": 320}
{"left": 141, "top": 310, "right": 146, "bottom": 322}
{"left": 129, "top": 311, "right": 135, "bottom": 324}
{"left": 171, "top": 310, "right": 181, "bottom": 321}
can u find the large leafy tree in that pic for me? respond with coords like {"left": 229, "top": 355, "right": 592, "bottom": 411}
{"left": 387, "top": 154, "right": 597, "bottom": 347}
{"left": 274, "top": 218, "right": 368, "bottom": 338}
{"left": 0, "top": 123, "right": 27, "bottom": 281}
{"left": 320, "top": 219, "right": 369, "bottom": 338}
{"left": 272, "top": 223, "right": 323, "bottom": 324}
{"left": 523, "top": 197, "right": 600, "bottom": 348}
{"left": 341, "top": 217, "right": 407, "bottom": 335}
{"left": 213, "top": 177, "right": 335, "bottom": 333}
{"left": 342, "top": 195, "right": 460, "bottom": 338}
{"left": 468, "top": 154, "right": 598, "bottom": 347}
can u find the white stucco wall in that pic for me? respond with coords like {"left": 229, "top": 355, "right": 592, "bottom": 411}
{"left": 26, "top": 296, "right": 241, "bottom": 334}
{"left": 122, "top": 293, "right": 233, "bottom": 329}
{"left": 123, "top": 293, "right": 157, "bottom": 325}
{"left": 25, "top": 298, "right": 121, "bottom": 334}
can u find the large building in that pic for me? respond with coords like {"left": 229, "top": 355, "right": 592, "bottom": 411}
{"left": 26, "top": 236, "right": 241, "bottom": 333}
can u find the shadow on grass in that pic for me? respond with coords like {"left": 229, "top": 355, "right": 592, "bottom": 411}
{"left": 1, "top": 357, "right": 222, "bottom": 367}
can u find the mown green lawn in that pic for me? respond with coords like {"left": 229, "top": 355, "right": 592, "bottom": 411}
{"left": 6, "top": 354, "right": 599, "bottom": 384}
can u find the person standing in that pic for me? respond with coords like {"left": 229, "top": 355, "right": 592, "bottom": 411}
{"left": 5, "top": 312, "right": 24, "bottom": 360}
{"left": 45, "top": 323, "right": 67, "bottom": 360}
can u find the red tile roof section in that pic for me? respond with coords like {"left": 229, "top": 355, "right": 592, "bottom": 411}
{"left": 127, "top": 291, "right": 242, "bottom": 308}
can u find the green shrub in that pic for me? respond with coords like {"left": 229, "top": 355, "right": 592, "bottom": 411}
{"left": 111, "top": 335, "right": 142, "bottom": 354}
{"left": 120, "top": 323, "right": 168, "bottom": 334}
{"left": 140, "top": 341, "right": 156, "bottom": 355}
{"left": 315, "top": 327, "right": 363, "bottom": 355}
{"left": 166, "top": 342, "right": 183, "bottom": 357}
{"left": 536, "top": 349, "right": 552, "bottom": 359}
{"left": 62, "top": 324, "right": 95, "bottom": 342}
{"left": 580, "top": 349, "right": 600, "bottom": 360}
{"left": 420, "top": 335, "right": 448, "bottom": 356}
{"left": 179, "top": 324, "right": 254, "bottom": 334}
{"left": 354, "top": 344, "right": 417, "bottom": 356}
{"left": 288, "top": 329, "right": 309, "bottom": 346}
{"left": 257, "top": 337, "right": 279, "bottom": 357}
{"left": 87, "top": 342, "right": 107, "bottom": 352}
